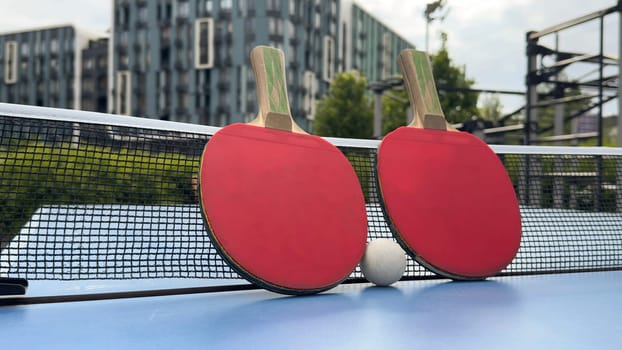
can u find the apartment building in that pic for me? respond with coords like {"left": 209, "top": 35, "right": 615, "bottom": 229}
{"left": 110, "top": 0, "right": 414, "bottom": 129}
{"left": 0, "top": 1, "right": 414, "bottom": 130}
{"left": 0, "top": 25, "right": 107, "bottom": 111}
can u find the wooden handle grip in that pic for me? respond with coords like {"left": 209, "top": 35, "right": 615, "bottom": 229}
{"left": 398, "top": 49, "right": 455, "bottom": 131}
{"left": 249, "top": 46, "right": 305, "bottom": 134}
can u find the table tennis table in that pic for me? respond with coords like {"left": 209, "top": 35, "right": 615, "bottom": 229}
{"left": 2, "top": 104, "right": 622, "bottom": 349}
{"left": 1, "top": 271, "right": 621, "bottom": 349}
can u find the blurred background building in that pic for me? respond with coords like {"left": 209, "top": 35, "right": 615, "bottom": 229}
{"left": 0, "top": 0, "right": 413, "bottom": 131}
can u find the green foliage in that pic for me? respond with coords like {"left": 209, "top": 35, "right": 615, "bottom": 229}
{"left": 313, "top": 34, "right": 479, "bottom": 137}
{"left": 313, "top": 72, "right": 374, "bottom": 138}
{"left": 0, "top": 141, "right": 198, "bottom": 248}
{"left": 381, "top": 89, "right": 409, "bottom": 135}
{"left": 380, "top": 33, "right": 479, "bottom": 135}
{"left": 479, "top": 94, "right": 504, "bottom": 122}
{"left": 431, "top": 33, "right": 479, "bottom": 124}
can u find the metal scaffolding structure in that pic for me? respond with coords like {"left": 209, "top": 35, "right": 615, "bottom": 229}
{"left": 525, "top": 1, "right": 621, "bottom": 146}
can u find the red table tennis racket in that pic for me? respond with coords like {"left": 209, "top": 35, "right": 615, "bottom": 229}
{"left": 377, "top": 49, "right": 521, "bottom": 280}
{"left": 199, "top": 46, "right": 367, "bottom": 295}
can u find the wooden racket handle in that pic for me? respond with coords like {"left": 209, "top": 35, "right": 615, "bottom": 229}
{"left": 398, "top": 49, "right": 456, "bottom": 131}
{"left": 249, "top": 46, "right": 306, "bottom": 134}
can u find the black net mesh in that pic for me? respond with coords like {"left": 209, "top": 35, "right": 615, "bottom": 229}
{"left": 1, "top": 111, "right": 622, "bottom": 280}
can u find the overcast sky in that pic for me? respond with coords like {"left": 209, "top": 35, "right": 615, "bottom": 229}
{"left": 0, "top": 0, "right": 618, "bottom": 113}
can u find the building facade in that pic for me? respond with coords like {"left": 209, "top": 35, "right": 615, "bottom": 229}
{"left": 0, "top": 25, "right": 107, "bottom": 111}
{"left": 345, "top": 2, "right": 413, "bottom": 82}
{"left": 110, "top": 0, "right": 344, "bottom": 129}
{"left": 81, "top": 38, "right": 109, "bottom": 113}
{"left": 110, "top": 0, "right": 414, "bottom": 129}
{"left": 0, "top": 1, "right": 414, "bottom": 130}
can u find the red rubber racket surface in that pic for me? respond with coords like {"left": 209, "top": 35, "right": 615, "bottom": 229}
{"left": 378, "top": 126, "right": 521, "bottom": 279}
{"left": 200, "top": 123, "right": 367, "bottom": 294}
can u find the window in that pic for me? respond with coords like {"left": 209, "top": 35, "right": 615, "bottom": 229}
{"left": 20, "top": 42, "right": 29, "bottom": 56}
{"left": 120, "top": 30, "right": 129, "bottom": 46}
{"left": 195, "top": 18, "right": 214, "bottom": 69}
{"left": 268, "top": 0, "right": 280, "bottom": 11}
{"left": 322, "top": 36, "right": 335, "bottom": 82}
{"left": 382, "top": 33, "right": 391, "bottom": 78}
{"left": 341, "top": 23, "right": 347, "bottom": 70}
{"left": 159, "top": 2, "right": 173, "bottom": 19}
{"left": 65, "top": 35, "right": 73, "bottom": 52}
{"left": 138, "top": 5, "right": 148, "bottom": 22}
{"left": 119, "top": 54, "right": 129, "bottom": 68}
{"left": 287, "top": 20, "right": 295, "bottom": 38}
{"left": 51, "top": 38, "right": 59, "bottom": 53}
{"left": 221, "top": 0, "right": 232, "bottom": 11}
{"left": 86, "top": 58, "right": 95, "bottom": 70}
{"left": 219, "top": 91, "right": 229, "bottom": 109}
{"left": 268, "top": 17, "right": 283, "bottom": 36}
{"left": 289, "top": 0, "right": 296, "bottom": 16}
{"left": 287, "top": 43, "right": 295, "bottom": 64}
{"left": 179, "top": 92, "right": 189, "bottom": 109}
{"left": 245, "top": 17, "right": 255, "bottom": 36}
{"left": 116, "top": 71, "right": 131, "bottom": 115}
{"left": 269, "top": 40, "right": 283, "bottom": 51}
{"left": 236, "top": 65, "right": 246, "bottom": 112}
{"left": 303, "top": 70, "right": 316, "bottom": 120}
{"left": 4, "top": 41, "right": 18, "bottom": 84}
{"left": 178, "top": 1, "right": 189, "bottom": 17}
{"left": 238, "top": 0, "right": 246, "bottom": 16}
{"left": 137, "top": 29, "right": 147, "bottom": 47}
{"left": 116, "top": 4, "right": 130, "bottom": 26}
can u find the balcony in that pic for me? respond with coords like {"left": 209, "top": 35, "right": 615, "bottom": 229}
{"left": 176, "top": 17, "right": 189, "bottom": 26}
{"left": 135, "top": 19, "right": 148, "bottom": 30}
{"left": 176, "top": 84, "right": 188, "bottom": 93}
{"left": 174, "top": 61, "right": 186, "bottom": 71}
{"left": 216, "top": 105, "right": 229, "bottom": 114}
{"left": 115, "top": 44, "right": 128, "bottom": 55}
{"left": 175, "top": 107, "right": 188, "bottom": 117}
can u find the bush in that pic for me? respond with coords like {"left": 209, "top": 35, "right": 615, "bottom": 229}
{"left": 0, "top": 141, "right": 198, "bottom": 248}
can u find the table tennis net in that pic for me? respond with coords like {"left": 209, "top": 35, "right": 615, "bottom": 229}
{"left": 1, "top": 105, "right": 622, "bottom": 280}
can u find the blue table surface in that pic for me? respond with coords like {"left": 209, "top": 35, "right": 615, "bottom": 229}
{"left": 1, "top": 271, "right": 621, "bottom": 350}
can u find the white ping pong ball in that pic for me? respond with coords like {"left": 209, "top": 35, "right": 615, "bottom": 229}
{"left": 360, "top": 239, "right": 407, "bottom": 286}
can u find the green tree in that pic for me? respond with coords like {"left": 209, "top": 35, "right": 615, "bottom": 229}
{"left": 479, "top": 94, "right": 504, "bottom": 122}
{"left": 381, "top": 88, "right": 409, "bottom": 135}
{"left": 313, "top": 71, "right": 373, "bottom": 138}
{"left": 380, "top": 33, "right": 479, "bottom": 135}
{"left": 431, "top": 32, "right": 479, "bottom": 124}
